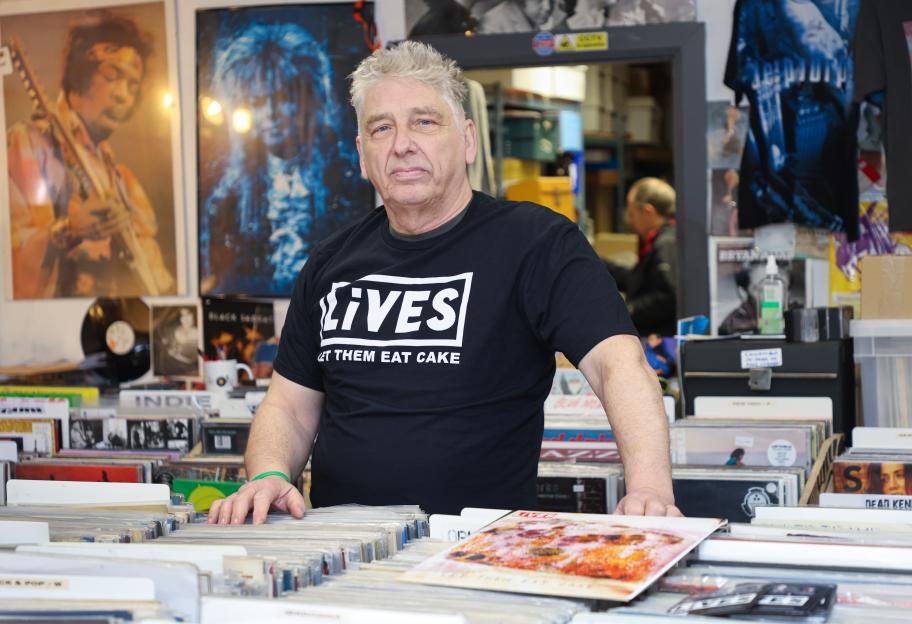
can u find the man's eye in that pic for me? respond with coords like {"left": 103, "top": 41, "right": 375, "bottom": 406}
{"left": 371, "top": 125, "right": 391, "bottom": 135}
{"left": 416, "top": 119, "right": 436, "bottom": 128}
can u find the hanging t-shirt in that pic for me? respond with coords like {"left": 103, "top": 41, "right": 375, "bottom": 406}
{"left": 725, "top": 0, "right": 860, "bottom": 240}
{"left": 854, "top": 0, "right": 912, "bottom": 232}
{"left": 273, "top": 191, "right": 636, "bottom": 515}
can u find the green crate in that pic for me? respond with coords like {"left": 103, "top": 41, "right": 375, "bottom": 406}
{"left": 500, "top": 112, "right": 559, "bottom": 161}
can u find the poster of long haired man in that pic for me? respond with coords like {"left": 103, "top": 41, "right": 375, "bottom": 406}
{"left": 0, "top": 1, "right": 180, "bottom": 299}
{"left": 197, "top": 3, "right": 376, "bottom": 297}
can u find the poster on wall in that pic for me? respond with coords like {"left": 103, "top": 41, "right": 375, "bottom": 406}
{"left": 405, "top": 0, "right": 695, "bottom": 36}
{"left": 706, "top": 101, "right": 748, "bottom": 170}
{"left": 197, "top": 3, "right": 375, "bottom": 298}
{"left": 0, "top": 1, "right": 181, "bottom": 300}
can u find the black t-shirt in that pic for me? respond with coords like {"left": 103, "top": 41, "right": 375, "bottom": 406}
{"left": 853, "top": 0, "right": 912, "bottom": 232}
{"left": 274, "top": 191, "right": 636, "bottom": 515}
{"left": 724, "top": 0, "right": 860, "bottom": 240}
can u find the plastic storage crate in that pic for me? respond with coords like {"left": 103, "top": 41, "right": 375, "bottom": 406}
{"left": 851, "top": 320, "right": 912, "bottom": 427}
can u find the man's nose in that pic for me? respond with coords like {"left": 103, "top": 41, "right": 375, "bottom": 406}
{"left": 110, "top": 80, "right": 130, "bottom": 104}
{"left": 392, "top": 127, "right": 416, "bottom": 155}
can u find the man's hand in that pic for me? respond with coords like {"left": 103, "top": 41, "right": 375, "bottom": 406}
{"left": 207, "top": 475, "right": 305, "bottom": 525}
{"left": 68, "top": 191, "right": 130, "bottom": 240}
{"left": 615, "top": 486, "right": 682, "bottom": 517}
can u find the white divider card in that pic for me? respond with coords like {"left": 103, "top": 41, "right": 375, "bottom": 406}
{"left": 119, "top": 389, "right": 216, "bottom": 412}
{"left": 0, "top": 573, "right": 154, "bottom": 601}
{"left": 458, "top": 508, "right": 512, "bottom": 522}
{"left": 693, "top": 396, "right": 833, "bottom": 420}
{"left": 753, "top": 504, "right": 912, "bottom": 525}
{"left": 429, "top": 515, "right": 489, "bottom": 543}
{"left": 0, "top": 551, "right": 200, "bottom": 621}
{"left": 697, "top": 537, "right": 912, "bottom": 572}
{"left": 17, "top": 543, "right": 246, "bottom": 578}
{"left": 0, "top": 521, "right": 50, "bottom": 546}
{"left": 201, "top": 596, "right": 468, "bottom": 624}
{"left": 0, "top": 396, "right": 70, "bottom": 448}
{"left": 5, "top": 480, "right": 170, "bottom": 506}
{"left": 0, "top": 440, "right": 16, "bottom": 462}
{"left": 819, "top": 493, "right": 912, "bottom": 511}
{"left": 852, "top": 427, "right": 912, "bottom": 451}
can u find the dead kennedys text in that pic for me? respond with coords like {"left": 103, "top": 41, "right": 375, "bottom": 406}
{"left": 317, "top": 348, "right": 460, "bottom": 365}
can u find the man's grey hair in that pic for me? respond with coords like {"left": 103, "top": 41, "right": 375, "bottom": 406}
{"left": 349, "top": 41, "right": 468, "bottom": 128}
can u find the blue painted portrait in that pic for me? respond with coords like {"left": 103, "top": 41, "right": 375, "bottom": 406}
{"left": 197, "top": 4, "right": 375, "bottom": 296}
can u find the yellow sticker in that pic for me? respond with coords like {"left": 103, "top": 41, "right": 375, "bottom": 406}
{"left": 574, "top": 31, "right": 608, "bottom": 51}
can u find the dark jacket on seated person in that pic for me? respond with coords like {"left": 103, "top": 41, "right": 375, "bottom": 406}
{"left": 605, "top": 222, "right": 678, "bottom": 337}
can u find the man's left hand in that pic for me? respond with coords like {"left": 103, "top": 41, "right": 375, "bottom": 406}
{"left": 615, "top": 486, "right": 683, "bottom": 517}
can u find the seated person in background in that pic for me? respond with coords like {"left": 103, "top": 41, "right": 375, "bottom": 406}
{"left": 605, "top": 177, "right": 678, "bottom": 337}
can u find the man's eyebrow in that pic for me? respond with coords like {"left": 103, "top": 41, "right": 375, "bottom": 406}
{"left": 364, "top": 112, "right": 394, "bottom": 127}
{"left": 410, "top": 106, "right": 444, "bottom": 119}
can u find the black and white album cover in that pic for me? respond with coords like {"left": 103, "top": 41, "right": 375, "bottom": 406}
{"left": 151, "top": 304, "right": 201, "bottom": 378}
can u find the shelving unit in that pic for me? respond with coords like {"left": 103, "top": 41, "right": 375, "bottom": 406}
{"left": 484, "top": 83, "right": 587, "bottom": 225}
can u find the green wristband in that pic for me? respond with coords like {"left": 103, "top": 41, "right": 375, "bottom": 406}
{"left": 250, "top": 470, "right": 291, "bottom": 483}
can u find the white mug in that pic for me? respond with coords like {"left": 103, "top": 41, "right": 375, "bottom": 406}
{"left": 204, "top": 359, "right": 253, "bottom": 392}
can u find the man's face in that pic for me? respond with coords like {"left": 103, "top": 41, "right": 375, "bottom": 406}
{"left": 625, "top": 191, "right": 647, "bottom": 237}
{"left": 75, "top": 44, "right": 143, "bottom": 139}
{"left": 881, "top": 463, "right": 906, "bottom": 495}
{"left": 249, "top": 86, "right": 305, "bottom": 151}
{"left": 356, "top": 77, "right": 476, "bottom": 210}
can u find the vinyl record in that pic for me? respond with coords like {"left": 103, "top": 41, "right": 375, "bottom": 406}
{"left": 81, "top": 297, "right": 151, "bottom": 383}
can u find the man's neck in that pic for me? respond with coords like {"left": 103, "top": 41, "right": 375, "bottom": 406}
{"left": 386, "top": 181, "right": 474, "bottom": 236}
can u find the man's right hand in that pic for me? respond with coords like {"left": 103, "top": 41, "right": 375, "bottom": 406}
{"left": 68, "top": 191, "right": 131, "bottom": 241}
{"left": 207, "top": 476, "right": 306, "bottom": 525}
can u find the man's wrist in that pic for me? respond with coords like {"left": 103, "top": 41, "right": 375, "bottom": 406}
{"left": 250, "top": 470, "right": 292, "bottom": 483}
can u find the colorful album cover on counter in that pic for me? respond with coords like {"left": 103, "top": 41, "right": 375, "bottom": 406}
{"left": 1, "top": 0, "right": 182, "bottom": 299}
{"left": 401, "top": 510, "right": 722, "bottom": 601}
{"left": 196, "top": 3, "right": 375, "bottom": 297}
{"left": 202, "top": 297, "right": 275, "bottom": 379}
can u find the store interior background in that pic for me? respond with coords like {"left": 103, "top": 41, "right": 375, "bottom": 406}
{"left": 0, "top": 0, "right": 736, "bottom": 367}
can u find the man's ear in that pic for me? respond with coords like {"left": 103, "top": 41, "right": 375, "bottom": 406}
{"left": 355, "top": 134, "right": 368, "bottom": 180}
{"left": 464, "top": 118, "right": 478, "bottom": 166}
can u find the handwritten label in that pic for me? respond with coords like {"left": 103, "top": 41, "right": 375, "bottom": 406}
{"left": 740, "top": 348, "right": 783, "bottom": 369}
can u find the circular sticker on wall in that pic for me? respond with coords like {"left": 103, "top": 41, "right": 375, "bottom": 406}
{"left": 532, "top": 31, "right": 555, "bottom": 56}
{"left": 105, "top": 320, "right": 136, "bottom": 356}
{"left": 767, "top": 439, "right": 798, "bottom": 466}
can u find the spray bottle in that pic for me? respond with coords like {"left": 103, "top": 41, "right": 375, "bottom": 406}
{"left": 758, "top": 255, "right": 786, "bottom": 335}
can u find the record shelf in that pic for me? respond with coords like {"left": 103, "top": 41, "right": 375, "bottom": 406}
{"left": 798, "top": 433, "right": 844, "bottom": 506}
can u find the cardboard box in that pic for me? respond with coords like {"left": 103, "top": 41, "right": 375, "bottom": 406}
{"left": 594, "top": 233, "right": 638, "bottom": 264}
{"left": 861, "top": 255, "right": 912, "bottom": 319}
{"left": 506, "top": 176, "right": 575, "bottom": 222}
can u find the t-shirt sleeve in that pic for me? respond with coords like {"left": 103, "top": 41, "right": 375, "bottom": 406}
{"left": 519, "top": 215, "right": 638, "bottom": 367}
{"left": 273, "top": 252, "right": 325, "bottom": 392}
{"left": 723, "top": 0, "right": 747, "bottom": 103}
{"left": 852, "top": 0, "right": 885, "bottom": 102}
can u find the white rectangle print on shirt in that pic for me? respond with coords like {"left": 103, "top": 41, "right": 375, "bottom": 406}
{"left": 318, "top": 273, "right": 473, "bottom": 348}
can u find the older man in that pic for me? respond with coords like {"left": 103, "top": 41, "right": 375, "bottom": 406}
{"left": 210, "top": 41, "right": 680, "bottom": 522}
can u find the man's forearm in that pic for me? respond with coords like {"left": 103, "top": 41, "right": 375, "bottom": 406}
{"left": 602, "top": 351, "right": 674, "bottom": 497}
{"left": 580, "top": 335, "right": 674, "bottom": 500}
{"left": 245, "top": 393, "right": 320, "bottom": 480}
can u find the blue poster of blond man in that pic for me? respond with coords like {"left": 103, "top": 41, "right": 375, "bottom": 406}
{"left": 197, "top": 4, "right": 375, "bottom": 297}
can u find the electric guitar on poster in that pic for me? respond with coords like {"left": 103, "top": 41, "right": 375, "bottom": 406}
{"left": 7, "top": 37, "right": 161, "bottom": 296}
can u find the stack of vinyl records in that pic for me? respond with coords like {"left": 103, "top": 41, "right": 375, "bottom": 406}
{"left": 537, "top": 462, "right": 624, "bottom": 514}
{"left": 667, "top": 417, "right": 826, "bottom": 522}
